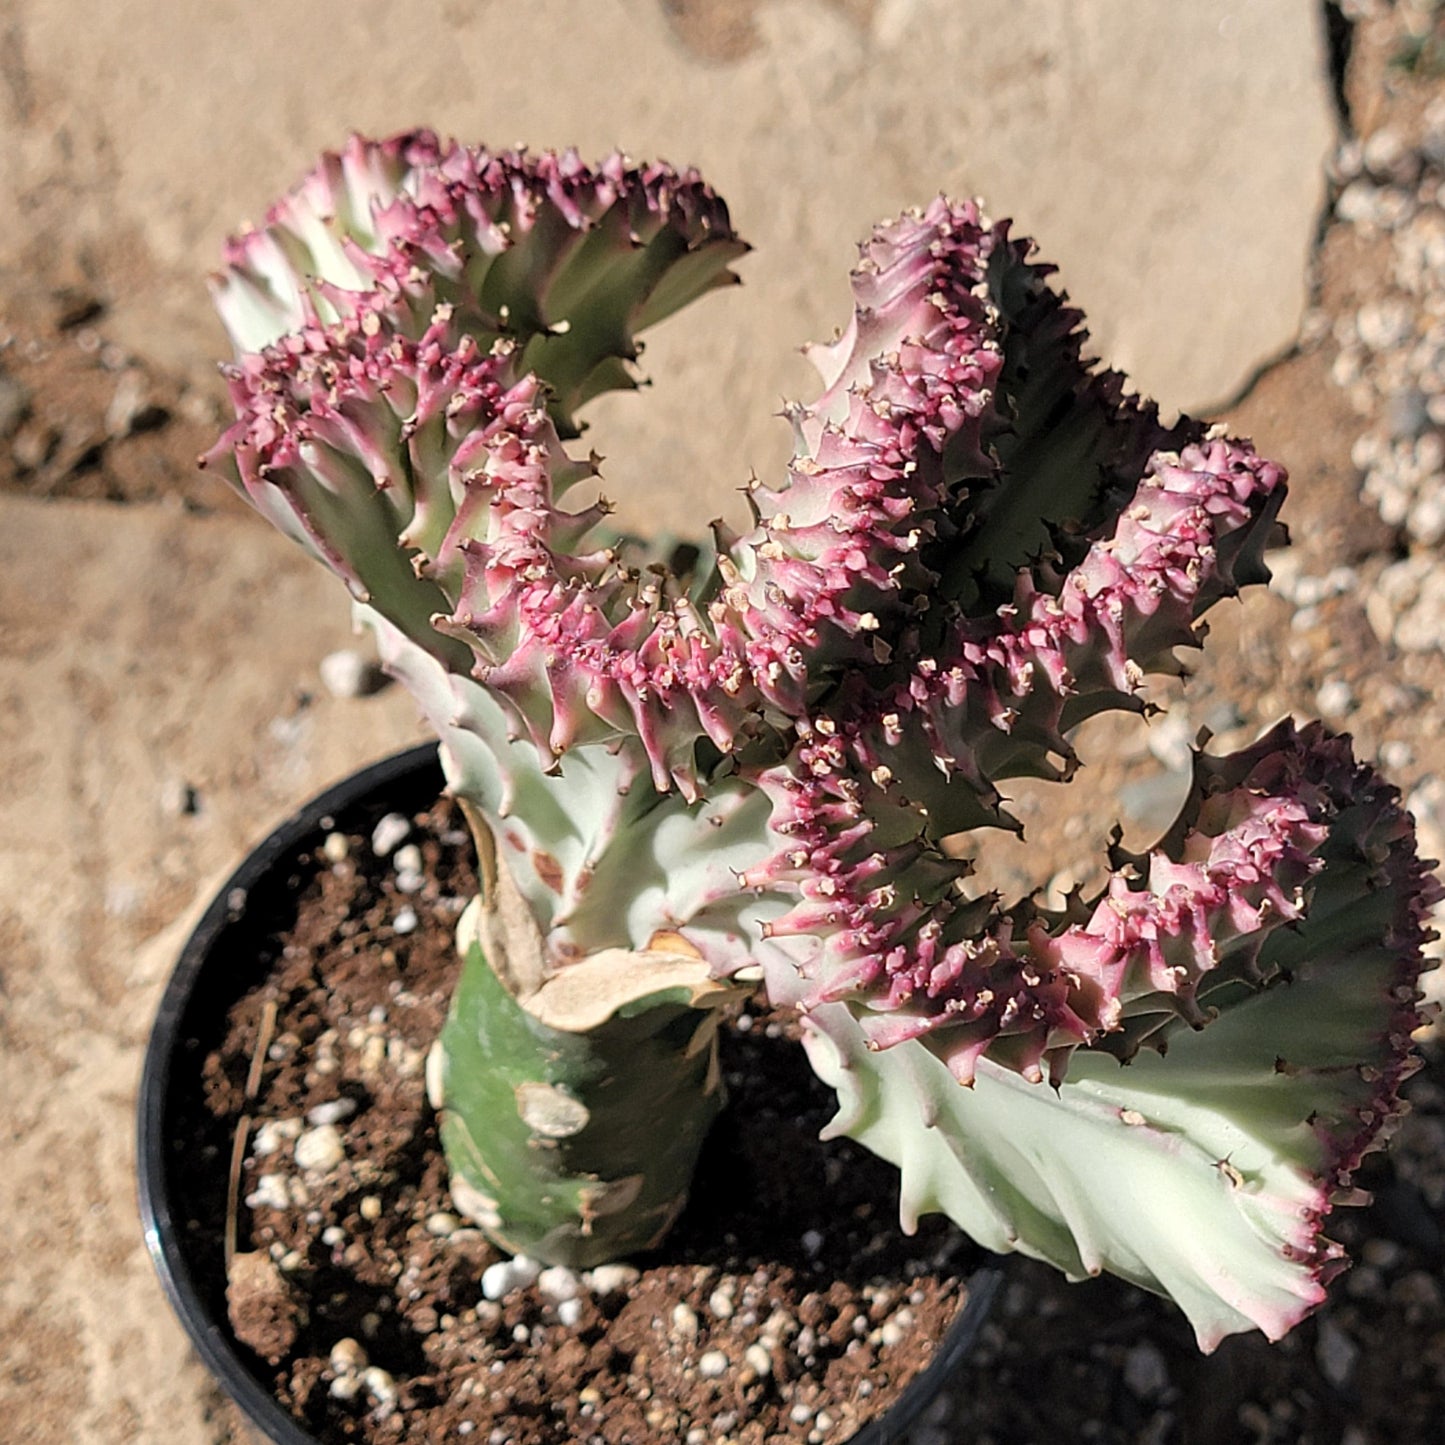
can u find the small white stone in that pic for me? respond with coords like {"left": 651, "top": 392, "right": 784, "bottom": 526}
{"left": 359, "top": 1195, "right": 383, "bottom": 1221}
{"left": 294, "top": 1124, "right": 346, "bottom": 1173}
{"left": 743, "top": 1343, "right": 772, "bottom": 1377}
{"left": 1363, "top": 126, "right": 1414, "bottom": 183}
{"left": 708, "top": 1286, "right": 736, "bottom": 1319}
{"left": 105, "top": 369, "right": 153, "bottom": 439}
{"left": 253, "top": 1118, "right": 304, "bottom": 1157}
{"left": 307, "top": 1098, "right": 357, "bottom": 1127}
{"left": 322, "top": 831, "right": 350, "bottom": 863}
{"left": 425, "top": 1212, "right": 459, "bottom": 1237}
{"left": 480, "top": 1262, "right": 513, "bottom": 1302}
{"left": 245, "top": 1174, "right": 291, "bottom": 1211}
{"left": 537, "top": 1266, "right": 581, "bottom": 1303}
{"left": 1356, "top": 299, "right": 1414, "bottom": 352}
{"left": 361, "top": 1366, "right": 396, "bottom": 1404}
{"left": 329, "top": 1337, "right": 368, "bottom": 1374}
{"left": 1380, "top": 738, "right": 1414, "bottom": 773}
{"left": 670, "top": 1302, "right": 700, "bottom": 1339}
{"left": 698, "top": 1350, "right": 729, "bottom": 1379}
{"left": 481, "top": 1255, "right": 541, "bottom": 1301}
{"left": 371, "top": 813, "right": 412, "bottom": 857}
{"left": 393, "top": 907, "right": 419, "bottom": 935}
{"left": 1315, "top": 679, "right": 1355, "bottom": 718}
{"left": 328, "top": 1374, "right": 364, "bottom": 1401}
{"left": 1409, "top": 490, "right": 1445, "bottom": 547}
{"left": 1336, "top": 178, "right": 1382, "bottom": 226}
{"left": 394, "top": 843, "right": 423, "bottom": 875}
{"left": 587, "top": 1263, "right": 640, "bottom": 1296}
{"left": 321, "top": 1226, "right": 346, "bottom": 1247}
{"left": 557, "top": 1297, "right": 584, "bottom": 1328}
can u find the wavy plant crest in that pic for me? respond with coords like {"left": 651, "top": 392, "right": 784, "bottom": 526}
{"left": 207, "top": 132, "right": 1440, "bottom": 1339}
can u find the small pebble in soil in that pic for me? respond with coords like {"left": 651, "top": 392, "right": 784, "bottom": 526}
{"left": 306, "top": 1098, "right": 356, "bottom": 1127}
{"left": 294, "top": 1124, "right": 346, "bottom": 1173}
{"left": 394, "top": 842, "right": 426, "bottom": 893}
{"left": 322, "top": 831, "right": 350, "bottom": 863}
{"left": 698, "top": 1350, "right": 729, "bottom": 1379}
{"left": 537, "top": 1266, "right": 581, "bottom": 1303}
{"left": 670, "top": 1302, "right": 700, "bottom": 1339}
{"left": 482, "top": 1256, "right": 541, "bottom": 1301}
{"left": 586, "top": 1263, "right": 639, "bottom": 1296}
{"left": 393, "top": 906, "right": 419, "bottom": 935}
{"left": 329, "top": 1338, "right": 368, "bottom": 1375}
{"left": 743, "top": 1343, "right": 773, "bottom": 1378}
{"left": 371, "top": 812, "right": 411, "bottom": 857}
{"left": 361, "top": 1366, "right": 397, "bottom": 1410}
{"left": 246, "top": 1174, "right": 291, "bottom": 1211}
{"left": 253, "top": 1118, "right": 303, "bottom": 1156}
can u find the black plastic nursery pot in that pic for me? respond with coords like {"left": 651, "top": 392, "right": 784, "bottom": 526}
{"left": 138, "top": 743, "right": 1004, "bottom": 1445}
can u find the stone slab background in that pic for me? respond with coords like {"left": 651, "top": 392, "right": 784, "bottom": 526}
{"left": 0, "top": 2, "right": 1338, "bottom": 1440}
{"left": 1, "top": 0, "right": 1333, "bottom": 535}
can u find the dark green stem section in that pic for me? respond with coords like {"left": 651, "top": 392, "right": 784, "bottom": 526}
{"left": 432, "top": 930, "right": 727, "bottom": 1268}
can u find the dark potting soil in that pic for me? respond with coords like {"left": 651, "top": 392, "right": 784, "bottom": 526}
{"left": 196, "top": 794, "right": 977, "bottom": 1445}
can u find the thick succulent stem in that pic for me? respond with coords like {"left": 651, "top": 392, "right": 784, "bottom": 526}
{"left": 428, "top": 897, "right": 741, "bottom": 1267}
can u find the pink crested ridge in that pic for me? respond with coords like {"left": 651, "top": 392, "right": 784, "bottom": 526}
{"left": 888, "top": 435, "right": 1286, "bottom": 781}
{"left": 203, "top": 299, "right": 518, "bottom": 580}
{"left": 1222, "top": 726, "right": 1440, "bottom": 1190}
{"left": 439, "top": 460, "right": 764, "bottom": 800}
{"left": 741, "top": 436, "right": 1296, "bottom": 1083}
{"left": 214, "top": 130, "right": 742, "bottom": 358}
{"left": 720, "top": 199, "right": 1006, "bottom": 710}
{"left": 754, "top": 743, "right": 1326, "bottom": 1087}
{"left": 204, "top": 291, "right": 761, "bottom": 798}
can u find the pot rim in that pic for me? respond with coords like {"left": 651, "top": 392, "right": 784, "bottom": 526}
{"left": 136, "top": 742, "right": 1004, "bottom": 1445}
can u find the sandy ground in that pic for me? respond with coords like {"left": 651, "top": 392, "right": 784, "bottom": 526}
{"left": 2, "top": 2, "right": 1443, "bottom": 1442}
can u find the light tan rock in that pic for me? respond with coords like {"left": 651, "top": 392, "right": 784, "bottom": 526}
{"left": 2, "top": 0, "right": 1334, "bottom": 541}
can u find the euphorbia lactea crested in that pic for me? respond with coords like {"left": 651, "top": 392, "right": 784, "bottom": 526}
{"left": 207, "top": 132, "right": 1439, "bottom": 1349}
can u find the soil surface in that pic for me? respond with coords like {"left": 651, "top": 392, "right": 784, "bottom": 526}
{"left": 191, "top": 794, "right": 975, "bottom": 1445}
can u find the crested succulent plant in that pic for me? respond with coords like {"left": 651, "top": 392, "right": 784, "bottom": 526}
{"left": 207, "top": 131, "right": 1441, "bottom": 1349}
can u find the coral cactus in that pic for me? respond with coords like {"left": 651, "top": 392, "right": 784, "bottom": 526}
{"left": 206, "top": 132, "right": 1440, "bottom": 1348}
